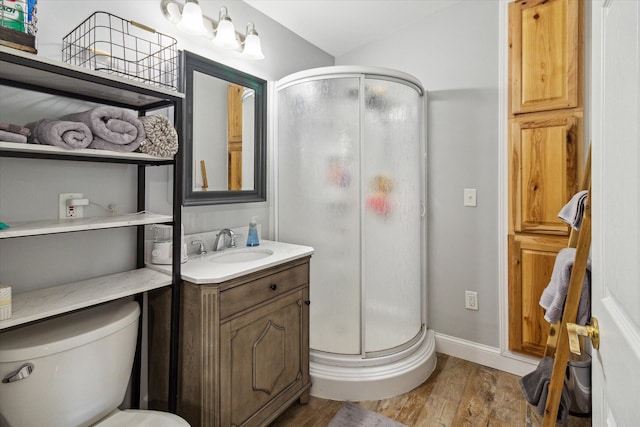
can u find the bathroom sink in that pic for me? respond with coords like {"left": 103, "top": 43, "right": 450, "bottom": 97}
{"left": 208, "top": 248, "right": 274, "bottom": 263}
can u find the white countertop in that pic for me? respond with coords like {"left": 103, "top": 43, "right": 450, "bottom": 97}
{"left": 147, "top": 240, "right": 314, "bottom": 284}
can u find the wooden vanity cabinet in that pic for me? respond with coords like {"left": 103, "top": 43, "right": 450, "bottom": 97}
{"left": 176, "top": 257, "right": 311, "bottom": 427}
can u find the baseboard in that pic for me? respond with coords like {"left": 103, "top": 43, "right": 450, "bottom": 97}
{"left": 435, "top": 332, "right": 539, "bottom": 377}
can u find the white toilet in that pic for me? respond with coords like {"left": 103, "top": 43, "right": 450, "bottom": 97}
{"left": 0, "top": 300, "right": 189, "bottom": 427}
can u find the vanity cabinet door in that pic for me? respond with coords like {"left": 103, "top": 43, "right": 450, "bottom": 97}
{"left": 219, "top": 288, "right": 308, "bottom": 427}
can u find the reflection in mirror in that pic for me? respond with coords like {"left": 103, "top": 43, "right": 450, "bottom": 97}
{"left": 183, "top": 51, "right": 266, "bottom": 205}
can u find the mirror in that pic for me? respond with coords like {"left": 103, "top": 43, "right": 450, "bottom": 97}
{"left": 182, "top": 51, "right": 267, "bottom": 205}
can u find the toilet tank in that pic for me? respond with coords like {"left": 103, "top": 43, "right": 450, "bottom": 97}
{"left": 0, "top": 300, "right": 140, "bottom": 427}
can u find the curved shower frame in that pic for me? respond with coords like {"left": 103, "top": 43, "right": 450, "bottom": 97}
{"left": 274, "top": 66, "right": 435, "bottom": 401}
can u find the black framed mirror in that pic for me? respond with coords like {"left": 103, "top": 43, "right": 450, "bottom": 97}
{"left": 182, "top": 51, "right": 267, "bottom": 205}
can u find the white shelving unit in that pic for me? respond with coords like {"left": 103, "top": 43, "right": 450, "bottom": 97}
{"left": 0, "top": 45, "right": 184, "bottom": 406}
{"left": 0, "top": 213, "right": 173, "bottom": 239}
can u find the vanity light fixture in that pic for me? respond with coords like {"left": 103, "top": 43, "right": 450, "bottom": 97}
{"left": 160, "top": 0, "right": 265, "bottom": 60}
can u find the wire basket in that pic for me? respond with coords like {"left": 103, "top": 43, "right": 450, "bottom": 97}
{"left": 0, "top": 0, "right": 38, "bottom": 53}
{"left": 62, "top": 12, "right": 178, "bottom": 91}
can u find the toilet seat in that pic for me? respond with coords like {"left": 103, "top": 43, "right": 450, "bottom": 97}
{"left": 93, "top": 409, "right": 190, "bottom": 426}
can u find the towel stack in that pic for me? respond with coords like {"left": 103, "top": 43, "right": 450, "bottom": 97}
{"left": 18, "top": 107, "right": 179, "bottom": 157}
{"left": 0, "top": 123, "right": 31, "bottom": 144}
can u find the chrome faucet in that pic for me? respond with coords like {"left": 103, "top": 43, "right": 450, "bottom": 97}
{"left": 191, "top": 240, "right": 207, "bottom": 255}
{"left": 213, "top": 228, "right": 236, "bottom": 251}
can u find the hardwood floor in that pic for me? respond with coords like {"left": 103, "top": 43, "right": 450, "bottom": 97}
{"left": 271, "top": 353, "right": 591, "bottom": 426}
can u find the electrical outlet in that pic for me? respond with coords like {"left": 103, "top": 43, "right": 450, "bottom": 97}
{"left": 59, "top": 193, "right": 84, "bottom": 219}
{"left": 465, "top": 290, "right": 478, "bottom": 310}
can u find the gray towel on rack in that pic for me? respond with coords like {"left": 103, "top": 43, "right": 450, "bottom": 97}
{"left": 25, "top": 119, "right": 93, "bottom": 149}
{"left": 519, "top": 356, "right": 570, "bottom": 424}
{"left": 539, "top": 247, "right": 591, "bottom": 325}
{"left": 0, "top": 129, "right": 27, "bottom": 143}
{"left": 558, "top": 190, "right": 589, "bottom": 230}
{"left": 137, "top": 115, "right": 178, "bottom": 158}
{"left": 536, "top": 379, "right": 571, "bottom": 423}
{"left": 59, "top": 106, "right": 145, "bottom": 152}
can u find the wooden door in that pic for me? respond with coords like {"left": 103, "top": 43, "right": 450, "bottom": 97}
{"left": 509, "top": 0, "right": 582, "bottom": 115}
{"left": 590, "top": 0, "right": 640, "bottom": 424}
{"left": 509, "top": 112, "right": 580, "bottom": 235}
{"left": 220, "top": 291, "right": 305, "bottom": 426}
{"left": 508, "top": 234, "right": 567, "bottom": 356}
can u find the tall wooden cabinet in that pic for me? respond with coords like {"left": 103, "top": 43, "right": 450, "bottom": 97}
{"left": 507, "top": 0, "right": 584, "bottom": 357}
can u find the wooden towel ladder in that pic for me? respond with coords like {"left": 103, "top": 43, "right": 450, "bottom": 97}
{"left": 541, "top": 148, "right": 592, "bottom": 426}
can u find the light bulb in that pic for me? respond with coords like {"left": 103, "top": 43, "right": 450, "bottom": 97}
{"left": 177, "top": 1, "right": 208, "bottom": 36}
{"left": 243, "top": 33, "right": 264, "bottom": 59}
{"left": 214, "top": 18, "right": 240, "bottom": 50}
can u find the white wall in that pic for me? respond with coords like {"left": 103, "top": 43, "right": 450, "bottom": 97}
{"left": 0, "top": 0, "right": 332, "bottom": 291}
{"left": 337, "top": 0, "right": 501, "bottom": 347}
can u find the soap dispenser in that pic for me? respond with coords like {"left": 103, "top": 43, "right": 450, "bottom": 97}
{"left": 246, "top": 216, "right": 260, "bottom": 247}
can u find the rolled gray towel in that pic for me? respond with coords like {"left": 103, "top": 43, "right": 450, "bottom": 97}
{"left": 59, "top": 106, "right": 145, "bottom": 152}
{"left": 137, "top": 115, "right": 179, "bottom": 158}
{"left": 0, "top": 129, "right": 27, "bottom": 143}
{"left": 25, "top": 119, "right": 93, "bottom": 149}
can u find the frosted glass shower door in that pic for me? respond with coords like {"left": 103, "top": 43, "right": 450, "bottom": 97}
{"left": 277, "top": 77, "right": 362, "bottom": 354}
{"left": 362, "top": 79, "right": 423, "bottom": 353}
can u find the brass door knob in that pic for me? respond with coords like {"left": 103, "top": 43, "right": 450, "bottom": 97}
{"left": 566, "top": 317, "right": 600, "bottom": 354}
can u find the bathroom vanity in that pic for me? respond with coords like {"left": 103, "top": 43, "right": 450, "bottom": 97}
{"left": 148, "top": 241, "right": 313, "bottom": 427}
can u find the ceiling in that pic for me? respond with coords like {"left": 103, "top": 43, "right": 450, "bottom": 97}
{"left": 243, "top": 0, "right": 463, "bottom": 57}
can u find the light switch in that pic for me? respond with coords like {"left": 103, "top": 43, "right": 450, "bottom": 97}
{"left": 464, "top": 188, "right": 477, "bottom": 207}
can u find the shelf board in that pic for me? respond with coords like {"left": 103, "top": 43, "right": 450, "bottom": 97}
{"left": 0, "top": 46, "right": 184, "bottom": 109}
{"left": 0, "top": 268, "right": 172, "bottom": 330}
{"left": 0, "top": 213, "right": 173, "bottom": 238}
{"left": 0, "top": 141, "right": 174, "bottom": 163}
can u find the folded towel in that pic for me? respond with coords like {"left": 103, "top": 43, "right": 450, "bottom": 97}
{"left": 558, "top": 190, "right": 589, "bottom": 230}
{"left": 25, "top": 119, "right": 93, "bottom": 149}
{"left": 0, "top": 129, "right": 27, "bottom": 143}
{"left": 540, "top": 247, "right": 591, "bottom": 325}
{"left": 59, "top": 106, "right": 145, "bottom": 152}
{"left": 0, "top": 122, "right": 31, "bottom": 136}
{"left": 520, "top": 356, "right": 571, "bottom": 424}
{"left": 137, "top": 115, "right": 179, "bottom": 158}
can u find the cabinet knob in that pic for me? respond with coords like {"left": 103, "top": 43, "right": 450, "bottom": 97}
{"left": 304, "top": 300, "right": 311, "bottom": 305}
{"left": 270, "top": 284, "right": 277, "bottom": 291}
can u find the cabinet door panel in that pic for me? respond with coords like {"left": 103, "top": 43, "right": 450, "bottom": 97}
{"left": 509, "top": 113, "right": 579, "bottom": 235}
{"left": 509, "top": 0, "right": 581, "bottom": 114}
{"left": 221, "top": 291, "right": 304, "bottom": 426}
{"left": 509, "top": 234, "right": 567, "bottom": 356}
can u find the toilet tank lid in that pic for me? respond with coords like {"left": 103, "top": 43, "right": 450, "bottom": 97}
{"left": 0, "top": 300, "right": 140, "bottom": 363}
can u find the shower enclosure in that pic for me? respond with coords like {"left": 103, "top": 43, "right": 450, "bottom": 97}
{"left": 275, "top": 67, "right": 436, "bottom": 401}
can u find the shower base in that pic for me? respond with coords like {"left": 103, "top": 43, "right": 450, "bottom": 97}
{"left": 309, "top": 329, "right": 437, "bottom": 401}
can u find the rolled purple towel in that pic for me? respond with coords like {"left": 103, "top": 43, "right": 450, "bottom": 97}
{"left": 25, "top": 119, "right": 93, "bottom": 149}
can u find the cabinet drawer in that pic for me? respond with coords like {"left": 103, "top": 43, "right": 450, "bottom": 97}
{"left": 220, "top": 263, "right": 309, "bottom": 318}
